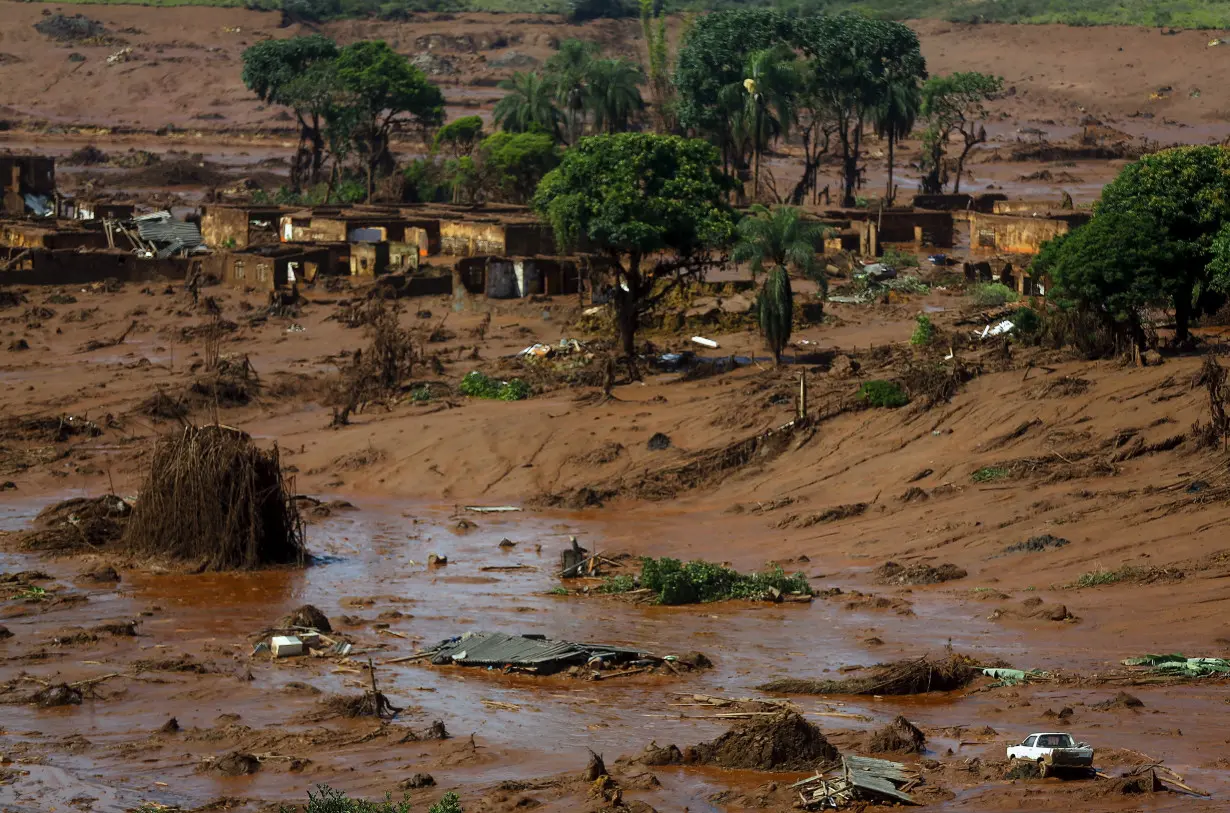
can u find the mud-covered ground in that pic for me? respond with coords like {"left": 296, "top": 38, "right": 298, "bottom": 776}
{"left": 3, "top": 4, "right": 1230, "bottom": 811}
{"left": 2, "top": 262, "right": 1230, "bottom": 812}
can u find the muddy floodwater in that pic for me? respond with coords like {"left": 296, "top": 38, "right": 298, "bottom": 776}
{"left": 2, "top": 497, "right": 1227, "bottom": 812}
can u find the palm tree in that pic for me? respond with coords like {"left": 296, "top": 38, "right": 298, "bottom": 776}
{"left": 735, "top": 205, "right": 829, "bottom": 365}
{"left": 493, "top": 72, "right": 562, "bottom": 140}
{"left": 545, "top": 39, "right": 598, "bottom": 144}
{"left": 730, "top": 44, "right": 799, "bottom": 200}
{"left": 733, "top": 204, "right": 829, "bottom": 287}
{"left": 874, "top": 68, "right": 921, "bottom": 205}
{"left": 586, "top": 58, "right": 644, "bottom": 134}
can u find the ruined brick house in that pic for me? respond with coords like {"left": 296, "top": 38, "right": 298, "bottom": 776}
{"left": 200, "top": 204, "right": 287, "bottom": 249}
{"left": 207, "top": 244, "right": 331, "bottom": 291}
{"left": 0, "top": 154, "right": 56, "bottom": 216}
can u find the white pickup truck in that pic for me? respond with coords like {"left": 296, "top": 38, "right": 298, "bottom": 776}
{"left": 1007, "top": 733, "right": 1094, "bottom": 777}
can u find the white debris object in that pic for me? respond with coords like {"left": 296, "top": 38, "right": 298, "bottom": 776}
{"left": 271, "top": 635, "right": 304, "bottom": 658}
{"left": 298, "top": 632, "right": 321, "bottom": 649}
{"left": 691, "top": 336, "right": 719, "bottom": 349}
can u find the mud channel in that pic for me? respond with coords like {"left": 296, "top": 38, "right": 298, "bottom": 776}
{"left": 1, "top": 497, "right": 1227, "bottom": 812}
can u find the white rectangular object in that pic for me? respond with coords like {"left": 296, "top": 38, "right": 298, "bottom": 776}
{"left": 691, "top": 336, "right": 719, "bottom": 349}
{"left": 271, "top": 635, "right": 303, "bottom": 658}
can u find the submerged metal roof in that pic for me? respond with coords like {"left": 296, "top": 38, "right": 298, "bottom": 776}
{"left": 423, "top": 631, "right": 653, "bottom": 670}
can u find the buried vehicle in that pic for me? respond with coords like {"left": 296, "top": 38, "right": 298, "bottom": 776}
{"left": 1007, "top": 733, "right": 1094, "bottom": 776}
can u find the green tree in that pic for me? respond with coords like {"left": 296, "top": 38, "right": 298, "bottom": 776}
{"left": 534, "top": 133, "right": 734, "bottom": 359}
{"left": 733, "top": 44, "right": 799, "bottom": 201}
{"left": 480, "top": 131, "right": 561, "bottom": 203}
{"left": 545, "top": 39, "right": 599, "bottom": 144}
{"left": 675, "top": 11, "right": 925, "bottom": 206}
{"left": 1035, "top": 211, "right": 1173, "bottom": 353}
{"left": 434, "top": 115, "right": 484, "bottom": 158}
{"left": 800, "top": 15, "right": 926, "bottom": 207}
{"left": 1048, "top": 146, "right": 1230, "bottom": 343}
{"left": 332, "top": 41, "right": 445, "bottom": 201}
{"left": 493, "top": 71, "right": 562, "bottom": 139}
{"left": 874, "top": 66, "right": 921, "bottom": 204}
{"left": 758, "top": 267, "right": 793, "bottom": 365}
{"left": 920, "top": 72, "right": 1002, "bottom": 194}
{"left": 586, "top": 57, "right": 645, "bottom": 135}
{"left": 241, "top": 35, "right": 339, "bottom": 189}
{"left": 732, "top": 204, "right": 827, "bottom": 287}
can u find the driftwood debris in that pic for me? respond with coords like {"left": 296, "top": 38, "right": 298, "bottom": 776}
{"left": 794, "top": 755, "right": 921, "bottom": 809}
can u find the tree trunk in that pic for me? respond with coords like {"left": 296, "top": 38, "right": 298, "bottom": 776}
{"left": 753, "top": 97, "right": 763, "bottom": 202}
{"left": 886, "top": 132, "right": 895, "bottom": 204}
{"left": 1175, "top": 283, "right": 1193, "bottom": 344}
{"left": 616, "top": 252, "right": 642, "bottom": 360}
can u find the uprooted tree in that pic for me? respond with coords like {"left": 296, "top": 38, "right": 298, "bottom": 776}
{"left": 123, "top": 425, "right": 306, "bottom": 571}
{"left": 533, "top": 132, "right": 733, "bottom": 360}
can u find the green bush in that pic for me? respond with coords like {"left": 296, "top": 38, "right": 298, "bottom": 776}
{"left": 970, "top": 282, "right": 1019, "bottom": 308}
{"left": 410, "top": 386, "right": 433, "bottom": 403}
{"left": 459, "top": 371, "right": 529, "bottom": 401}
{"left": 910, "top": 314, "right": 935, "bottom": 346}
{"left": 635, "top": 557, "right": 811, "bottom": 605}
{"left": 1010, "top": 306, "right": 1042, "bottom": 335}
{"left": 598, "top": 574, "right": 635, "bottom": 593}
{"left": 857, "top": 380, "right": 909, "bottom": 408}
{"left": 881, "top": 245, "right": 917, "bottom": 269}
{"left": 279, "top": 785, "right": 462, "bottom": 813}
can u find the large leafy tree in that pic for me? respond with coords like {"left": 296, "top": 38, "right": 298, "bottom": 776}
{"left": 534, "top": 133, "right": 734, "bottom": 359}
{"left": 434, "top": 115, "right": 484, "bottom": 158}
{"left": 332, "top": 41, "right": 445, "bottom": 201}
{"left": 586, "top": 58, "right": 645, "bottom": 135}
{"left": 1089, "top": 146, "right": 1230, "bottom": 342}
{"left": 1035, "top": 212, "right": 1174, "bottom": 353}
{"left": 241, "top": 35, "right": 339, "bottom": 189}
{"left": 480, "top": 131, "right": 561, "bottom": 203}
{"left": 494, "top": 71, "right": 562, "bottom": 139}
{"left": 675, "top": 10, "right": 926, "bottom": 206}
{"left": 799, "top": 14, "right": 926, "bottom": 207}
{"left": 874, "top": 66, "right": 921, "bottom": 204}
{"left": 919, "top": 71, "right": 1002, "bottom": 194}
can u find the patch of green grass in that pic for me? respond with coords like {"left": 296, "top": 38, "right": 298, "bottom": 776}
{"left": 637, "top": 557, "right": 812, "bottom": 605}
{"left": 971, "top": 466, "right": 1011, "bottom": 483}
{"left": 459, "top": 371, "right": 529, "bottom": 401}
{"left": 410, "top": 386, "right": 433, "bottom": 403}
{"left": 856, "top": 380, "right": 910, "bottom": 408}
{"left": 547, "top": 586, "right": 569, "bottom": 596}
{"left": 970, "top": 282, "right": 1019, "bottom": 308}
{"left": 17, "top": 586, "right": 48, "bottom": 601}
{"left": 597, "top": 574, "right": 636, "bottom": 593}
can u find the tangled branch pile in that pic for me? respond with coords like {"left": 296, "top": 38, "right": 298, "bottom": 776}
{"left": 757, "top": 654, "right": 977, "bottom": 696}
{"left": 122, "top": 425, "right": 305, "bottom": 570}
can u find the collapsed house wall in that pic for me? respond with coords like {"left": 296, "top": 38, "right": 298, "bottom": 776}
{"left": 200, "top": 205, "right": 285, "bottom": 249}
{"left": 969, "top": 212, "right": 1091, "bottom": 255}
{"left": 440, "top": 220, "right": 556, "bottom": 257}
{"left": 210, "top": 246, "right": 331, "bottom": 290}
{"left": 456, "top": 255, "right": 580, "bottom": 297}
{"left": 3, "top": 249, "right": 191, "bottom": 285}
{"left": 0, "top": 222, "right": 109, "bottom": 251}
{"left": 992, "top": 200, "right": 1072, "bottom": 216}
{"left": 350, "top": 242, "right": 390, "bottom": 277}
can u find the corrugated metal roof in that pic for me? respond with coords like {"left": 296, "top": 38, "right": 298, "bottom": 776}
{"left": 423, "top": 631, "right": 653, "bottom": 670}
{"left": 134, "top": 211, "right": 202, "bottom": 250}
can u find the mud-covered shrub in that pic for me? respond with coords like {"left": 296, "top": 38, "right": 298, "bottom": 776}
{"left": 971, "top": 282, "right": 1018, "bottom": 308}
{"left": 459, "top": 371, "right": 529, "bottom": 401}
{"left": 638, "top": 557, "right": 811, "bottom": 605}
{"left": 857, "top": 380, "right": 909, "bottom": 408}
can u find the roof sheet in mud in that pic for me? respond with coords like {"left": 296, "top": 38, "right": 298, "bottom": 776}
{"left": 423, "top": 631, "right": 652, "bottom": 670}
